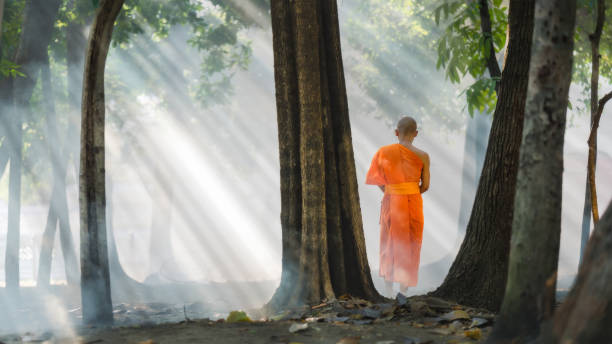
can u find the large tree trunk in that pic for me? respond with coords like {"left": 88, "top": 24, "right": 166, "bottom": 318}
{"left": 537, "top": 202, "right": 612, "bottom": 343}
{"left": 431, "top": 0, "right": 535, "bottom": 311}
{"left": 37, "top": 52, "right": 79, "bottom": 287}
{"left": 79, "top": 0, "right": 124, "bottom": 325}
{"left": 5, "top": 0, "right": 62, "bottom": 291}
{"left": 267, "top": 0, "right": 380, "bottom": 309}
{"left": 489, "top": 0, "right": 577, "bottom": 341}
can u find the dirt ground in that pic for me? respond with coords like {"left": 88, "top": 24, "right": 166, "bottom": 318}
{"left": 0, "top": 285, "right": 495, "bottom": 344}
{"left": 76, "top": 318, "right": 489, "bottom": 344}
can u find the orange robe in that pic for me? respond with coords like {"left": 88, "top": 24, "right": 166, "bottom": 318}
{"left": 366, "top": 143, "right": 424, "bottom": 287}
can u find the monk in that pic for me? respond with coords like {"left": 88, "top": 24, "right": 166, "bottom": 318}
{"left": 366, "top": 116, "right": 430, "bottom": 295}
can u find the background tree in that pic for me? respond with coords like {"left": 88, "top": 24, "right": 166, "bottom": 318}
{"left": 4, "top": 0, "right": 62, "bottom": 291}
{"left": 79, "top": 0, "right": 124, "bottom": 325}
{"left": 576, "top": 0, "right": 612, "bottom": 262}
{"left": 431, "top": 0, "right": 535, "bottom": 311}
{"left": 490, "top": 0, "right": 577, "bottom": 340}
{"left": 267, "top": 0, "right": 380, "bottom": 308}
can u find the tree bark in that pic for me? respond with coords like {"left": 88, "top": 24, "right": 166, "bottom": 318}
{"left": 537, "top": 202, "right": 612, "bottom": 343}
{"left": 37, "top": 52, "right": 79, "bottom": 287}
{"left": 489, "top": 0, "right": 577, "bottom": 340}
{"left": 267, "top": 0, "right": 380, "bottom": 309}
{"left": 79, "top": 0, "right": 124, "bottom": 325}
{"left": 5, "top": 0, "right": 62, "bottom": 291}
{"left": 430, "top": 0, "right": 535, "bottom": 311}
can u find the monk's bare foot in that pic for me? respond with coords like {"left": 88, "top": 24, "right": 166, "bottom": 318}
{"left": 385, "top": 281, "right": 394, "bottom": 296}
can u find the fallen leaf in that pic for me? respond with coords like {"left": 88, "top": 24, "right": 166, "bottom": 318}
{"left": 469, "top": 317, "right": 488, "bottom": 328}
{"left": 226, "top": 311, "right": 252, "bottom": 323}
{"left": 440, "top": 310, "right": 470, "bottom": 322}
{"left": 464, "top": 328, "right": 482, "bottom": 340}
{"left": 410, "top": 301, "right": 433, "bottom": 316}
{"left": 351, "top": 319, "right": 373, "bottom": 325}
{"left": 289, "top": 323, "right": 309, "bottom": 333}
{"left": 428, "top": 328, "right": 453, "bottom": 336}
{"left": 449, "top": 320, "right": 464, "bottom": 333}
{"left": 137, "top": 340, "right": 155, "bottom": 344}
{"left": 359, "top": 308, "right": 382, "bottom": 319}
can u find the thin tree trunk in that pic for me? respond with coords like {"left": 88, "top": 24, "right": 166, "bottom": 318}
{"left": 5, "top": 0, "right": 62, "bottom": 292}
{"left": 431, "top": 0, "right": 535, "bottom": 311}
{"left": 537, "top": 202, "right": 612, "bottom": 343}
{"left": 5, "top": 102, "right": 22, "bottom": 291}
{"left": 267, "top": 0, "right": 380, "bottom": 309}
{"left": 79, "top": 0, "right": 124, "bottom": 325}
{"left": 579, "top": 0, "right": 606, "bottom": 263}
{"left": 587, "top": 92, "right": 612, "bottom": 222}
{"left": 489, "top": 0, "right": 577, "bottom": 341}
{"left": 37, "top": 52, "right": 79, "bottom": 287}
{"left": 0, "top": 144, "right": 8, "bottom": 177}
{"left": 0, "top": 0, "right": 5, "bottom": 44}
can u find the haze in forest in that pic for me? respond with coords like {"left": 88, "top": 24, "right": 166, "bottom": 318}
{"left": 0, "top": 0, "right": 610, "bottom": 336}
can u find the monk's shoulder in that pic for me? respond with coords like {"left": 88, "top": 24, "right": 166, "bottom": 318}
{"left": 411, "top": 146, "right": 430, "bottom": 165}
{"left": 378, "top": 144, "right": 399, "bottom": 156}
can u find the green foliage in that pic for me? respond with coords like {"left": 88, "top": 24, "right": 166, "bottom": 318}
{"left": 0, "top": 0, "right": 26, "bottom": 79}
{"left": 346, "top": 0, "right": 465, "bottom": 132}
{"left": 433, "top": 0, "right": 507, "bottom": 115}
{"left": 463, "top": 77, "right": 498, "bottom": 116}
{"left": 111, "top": 0, "right": 252, "bottom": 107}
{"left": 0, "top": 59, "right": 25, "bottom": 77}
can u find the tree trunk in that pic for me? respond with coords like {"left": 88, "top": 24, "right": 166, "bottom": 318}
{"left": 579, "top": 0, "right": 606, "bottom": 263}
{"left": 5, "top": 0, "right": 63, "bottom": 291}
{"left": 537, "top": 202, "right": 612, "bottom": 343}
{"left": 489, "top": 0, "right": 577, "bottom": 341}
{"left": 79, "top": 0, "right": 124, "bottom": 325}
{"left": 5, "top": 97, "right": 22, "bottom": 292}
{"left": 430, "top": 0, "right": 535, "bottom": 311}
{"left": 0, "top": 0, "right": 5, "bottom": 44}
{"left": 37, "top": 52, "right": 79, "bottom": 287}
{"left": 267, "top": 0, "right": 380, "bottom": 309}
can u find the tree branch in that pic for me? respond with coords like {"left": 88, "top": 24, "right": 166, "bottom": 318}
{"left": 587, "top": 90, "right": 612, "bottom": 224}
{"left": 479, "top": 0, "right": 501, "bottom": 91}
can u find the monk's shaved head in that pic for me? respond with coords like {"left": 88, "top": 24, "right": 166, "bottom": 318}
{"left": 396, "top": 116, "right": 418, "bottom": 137}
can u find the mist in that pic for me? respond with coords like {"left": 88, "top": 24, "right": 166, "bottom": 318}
{"left": 0, "top": 0, "right": 610, "bottom": 339}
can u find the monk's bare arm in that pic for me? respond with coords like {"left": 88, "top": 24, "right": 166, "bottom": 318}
{"left": 420, "top": 153, "right": 430, "bottom": 193}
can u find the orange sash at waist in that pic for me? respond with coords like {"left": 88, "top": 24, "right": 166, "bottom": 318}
{"left": 385, "top": 182, "right": 420, "bottom": 195}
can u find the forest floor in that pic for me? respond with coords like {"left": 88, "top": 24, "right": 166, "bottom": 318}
{"left": 0, "top": 293, "right": 494, "bottom": 344}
